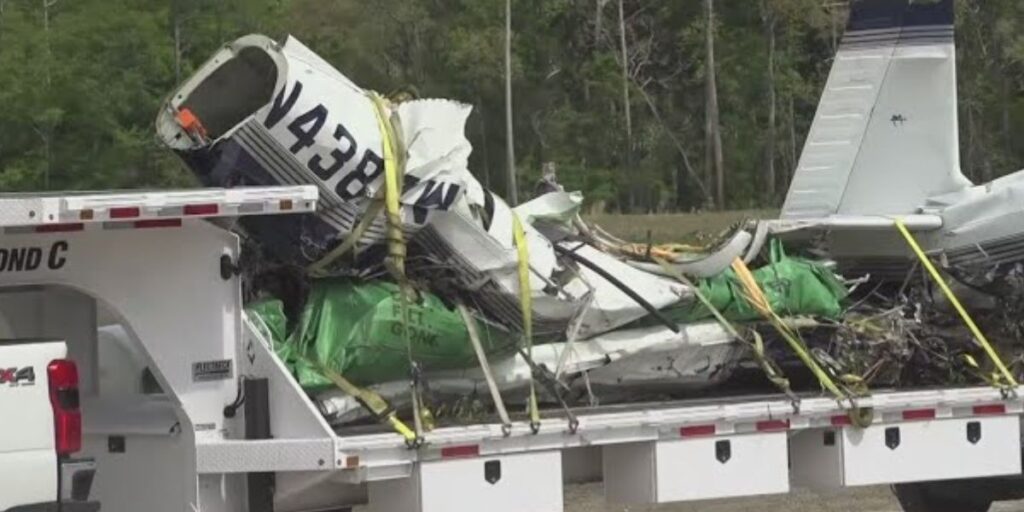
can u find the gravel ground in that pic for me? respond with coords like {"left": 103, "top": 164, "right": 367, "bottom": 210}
{"left": 562, "top": 484, "right": 1024, "bottom": 512}
{"left": 354, "top": 483, "right": 1024, "bottom": 511}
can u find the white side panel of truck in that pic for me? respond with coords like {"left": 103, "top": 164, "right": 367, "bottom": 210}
{"left": 0, "top": 187, "right": 317, "bottom": 512}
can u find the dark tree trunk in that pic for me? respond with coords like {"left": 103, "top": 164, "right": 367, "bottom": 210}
{"left": 617, "top": 0, "right": 634, "bottom": 212}
{"left": 704, "top": 0, "right": 725, "bottom": 209}
{"left": 504, "top": 0, "right": 518, "bottom": 205}
{"left": 788, "top": 95, "right": 798, "bottom": 188}
{"left": 762, "top": 0, "right": 777, "bottom": 203}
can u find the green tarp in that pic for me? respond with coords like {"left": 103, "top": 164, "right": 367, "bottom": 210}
{"left": 676, "top": 239, "right": 848, "bottom": 323}
{"left": 247, "top": 280, "right": 518, "bottom": 389}
{"left": 248, "top": 240, "right": 847, "bottom": 388}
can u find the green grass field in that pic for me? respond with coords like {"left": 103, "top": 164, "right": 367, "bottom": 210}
{"left": 585, "top": 210, "right": 777, "bottom": 244}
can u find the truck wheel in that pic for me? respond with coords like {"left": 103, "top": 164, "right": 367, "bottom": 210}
{"left": 893, "top": 482, "right": 992, "bottom": 512}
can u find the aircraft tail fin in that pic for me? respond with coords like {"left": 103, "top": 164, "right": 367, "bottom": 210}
{"left": 780, "top": 0, "right": 971, "bottom": 219}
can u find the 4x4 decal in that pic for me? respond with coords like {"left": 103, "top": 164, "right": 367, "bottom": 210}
{"left": 0, "top": 366, "right": 36, "bottom": 386}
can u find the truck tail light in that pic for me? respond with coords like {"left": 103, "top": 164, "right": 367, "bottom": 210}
{"left": 47, "top": 359, "right": 82, "bottom": 456}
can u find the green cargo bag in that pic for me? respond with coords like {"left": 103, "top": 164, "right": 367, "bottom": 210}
{"left": 248, "top": 280, "right": 518, "bottom": 389}
{"left": 675, "top": 238, "right": 849, "bottom": 322}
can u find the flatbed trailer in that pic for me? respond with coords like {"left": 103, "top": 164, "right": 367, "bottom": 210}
{"left": 0, "top": 187, "right": 1021, "bottom": 512}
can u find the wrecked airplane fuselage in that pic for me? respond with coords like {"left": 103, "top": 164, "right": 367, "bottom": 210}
{"left": 156, "top": 34, "right": 712, "bottom": 342}
{"left": 156, "top": 34, "right": 793, "bottom": 412}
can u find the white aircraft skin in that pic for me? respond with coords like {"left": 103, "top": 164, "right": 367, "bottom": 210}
{"left": 778, "top": 0, "right": 1024, "bottom": 283}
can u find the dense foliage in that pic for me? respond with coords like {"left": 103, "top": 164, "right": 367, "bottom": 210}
{"left": 0, "top": 0, "right": 1021, "bottom": 212}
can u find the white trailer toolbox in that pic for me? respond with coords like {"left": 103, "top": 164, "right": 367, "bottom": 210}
{"left": 367, "top": 451, "right": 563, "bottom": 512}
{"left": 603, "top": 431, "right": 790, "bottom": 504}
{"left": 792, "top": 407, "right": 1022, "bottom": 488}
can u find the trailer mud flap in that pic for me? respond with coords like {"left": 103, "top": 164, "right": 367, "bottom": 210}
{"left": 245, "top": 378, "right": 275, "bottom": 512}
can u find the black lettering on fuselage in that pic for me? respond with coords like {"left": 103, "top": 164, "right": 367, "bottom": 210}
{"left": 264, "top": 81, "right": 304, "bottom": 130}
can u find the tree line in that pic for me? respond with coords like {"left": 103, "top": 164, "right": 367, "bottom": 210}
{"left": 0, "top": 0, "right": 1021, "bottom": 213}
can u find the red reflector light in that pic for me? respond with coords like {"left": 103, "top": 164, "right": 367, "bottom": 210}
{"left": 35, "top": 223, "right": 84, "bottom": 233}
{"left": 440, "top": 445, "right": 480, "bottom": 459}
{"left": 902, "top": 409, "right": 936, "bottom": 421}
{"left": 756, "top": 419, "right": 790, "bottom": 432}
{"left": 109, "top": 207, "right": 140, "bottom": 219}
{"left": 134, "top": 219, "right": 182, "bottom": 229}
{"left": 680, "top": 425, "right": 716, "bottom": 438}
{"left": 184, "top": 204, "right": 219, "bottom": 216}
{"left": 973, "top": 404, "right": 1006, "bottom": 416}
{"left": 47, "top": 360, "right": 81, "bottom": 456}
{"left": 48, "top": 359, "right": 78, "bottom": 388}
{"left": 830, "top": 415, "right": 853, "bottom": 427}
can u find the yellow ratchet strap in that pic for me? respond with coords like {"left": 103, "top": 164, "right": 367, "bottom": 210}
{"left": 457, "top": 302, "right": 514, "bottom": 435}
{"left": 895, "top": 219, "right": 1018, "bottom": 388}
{"left": 368, "top": 92, "right": 429, "bottom": 442}
{"left": 313, "top": 92, "right": 406, "bottom": 279}
{"left": 652, "top": 257, "right": 795, "bottom": 402}
{"left": 367, "top": 92, "right": 408, "bottom": 282}
{"left": 317, "top": 364, "right": 417, "bottom": 442}
{"left": 512, "top": 213, "right": 541, "bottom": 432}
{"left": 307, "top": 199, "right": 385, "bottom": 277}
{"left": 730, "top": 257, "right": 847, "bottom": 399}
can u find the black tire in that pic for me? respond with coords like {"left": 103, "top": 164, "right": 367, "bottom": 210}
{"left": 893, "top": 482, "right": 992, "bottom": 512}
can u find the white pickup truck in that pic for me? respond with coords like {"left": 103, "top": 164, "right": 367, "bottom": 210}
{"left": 0, "top": 185, "right": 1023, "bottom": 512}
{"left": 0, "top": 339, "right": 97, "bottom": 511}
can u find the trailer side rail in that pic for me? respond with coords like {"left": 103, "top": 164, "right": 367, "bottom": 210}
{"left": 328, "top": 385, "right": 1022, "bottom": 481}
{"left": 0, "top": 186, "right": 317, "bottom": 228}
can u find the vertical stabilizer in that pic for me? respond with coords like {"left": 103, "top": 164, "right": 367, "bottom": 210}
{"left": 781, "top": 0, "right": 970, "bottom": 219}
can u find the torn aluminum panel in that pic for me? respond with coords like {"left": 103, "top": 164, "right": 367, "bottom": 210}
{"left": 933, "top": 173, "right": 1024, "bottom": 269}
{"left": 157, "top": 34, "right": 696, "bottom": 340}
{"left": 514, "top": 191, "right": 583, "bottom": 230}
{"left": 315, "top": 321, "right": 741, "bottom": 425}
